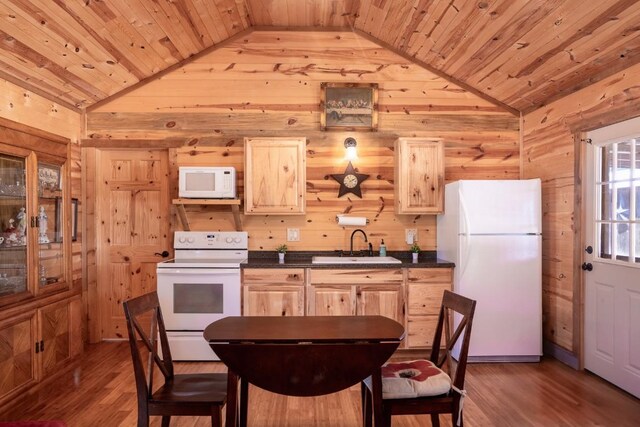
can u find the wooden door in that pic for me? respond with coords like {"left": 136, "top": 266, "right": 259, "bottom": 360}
{"left": 308, "top": 285, "right": 355, "bottom": 316}
{"left": 394, "top": 138, "right": 444, "bottom": 214}
{"left": 584, "top": 120, "right": 640, "bottom": 398}
{"left": 244, "top": 137, "right": 306, "bottom": 215}
{"left": 356, "top": 284, "right": 403, "bottom": 324}
{"left": 38, "top": 299, "right": 70, "bottom": 378}
{"left": 0, "top": 312, "right": 37, "bottom": 406}
{"left": 96, "top": 150, "right": 170, "bottom": 340}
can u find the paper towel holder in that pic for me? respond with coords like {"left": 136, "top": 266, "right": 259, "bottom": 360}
{"left": 335, "top": 215, "right": 370, "bottom": 225}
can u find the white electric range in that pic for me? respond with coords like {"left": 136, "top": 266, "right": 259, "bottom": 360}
{"left": 156, "top": 231, "right": 247, "bottom": 361}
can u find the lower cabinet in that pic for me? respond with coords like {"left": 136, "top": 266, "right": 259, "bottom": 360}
{"left": 242, "top": 268, "right": 305, "bottom": 316}
{"left": 308, "top": 269, "right": 404, "bottom": 325}
{"left": 241, "top": 266, "right": 452, "bottom": 352}
{"left": 0, "top": 295, "right": 82, "bottom": 409}
{"left": 405, "top": 268, "right": 452, "bottom": 348}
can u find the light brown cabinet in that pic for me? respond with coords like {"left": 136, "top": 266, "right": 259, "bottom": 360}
{"left": 0, "top": 295, "right": 81, "bottom": 408}
{"left": 242, "top": 268, "right": 305, "bottom": 316}
{"left": 308, "top": 269, "right": 404, "bottom": 324}
{"left": 405, "top": 268, "right": 452, "bottom": 348}
{"left": 0, "top": 122, "right": 82, "bottom": 412}
{"left": 394, "top": 138, "right": 445, "bottom": 214}
{"left": 244, "top": 137, "right": 306, "bottom": 215}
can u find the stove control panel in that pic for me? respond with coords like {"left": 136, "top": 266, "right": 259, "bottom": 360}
{"left": 174, "top": 231, "right": 248, "bottom": 249}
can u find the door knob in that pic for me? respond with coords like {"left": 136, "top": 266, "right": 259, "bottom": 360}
{"left": 581, "top": 262, "right": 593, "bottom": 271}
{"left": 585, "top": 246, "right": 593, "bottom": 254}
{"left": 155, "top": 251, "right": 170, "bottom": 258}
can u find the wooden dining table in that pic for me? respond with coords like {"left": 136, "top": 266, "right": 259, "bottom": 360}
{"left": 204, "top": 315, "right": 405, "bottom": 427}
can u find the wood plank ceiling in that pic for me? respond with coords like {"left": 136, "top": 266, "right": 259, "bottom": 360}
{"left": 0, "top": 0, "right": 638, "bottom": 113}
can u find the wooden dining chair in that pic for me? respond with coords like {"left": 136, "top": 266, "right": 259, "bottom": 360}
{"left": 362, "top": 290, "right": 476, "bottom": 427}
{"left": 123, "top": 292, "right": 228, "bottom": 427}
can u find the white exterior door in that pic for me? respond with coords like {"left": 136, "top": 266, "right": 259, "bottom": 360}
{"left": 585, "top": 117, "right": 640, "bottom": 398}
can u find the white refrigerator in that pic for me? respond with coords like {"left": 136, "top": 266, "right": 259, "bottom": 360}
{"left": 437, "top": 179, "right": 542, "bottom": 362}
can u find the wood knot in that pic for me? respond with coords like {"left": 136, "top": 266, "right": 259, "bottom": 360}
{"left": 165, "top": 121, "right": 176, "bottom": 128}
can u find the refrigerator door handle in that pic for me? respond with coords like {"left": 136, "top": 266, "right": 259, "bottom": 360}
{"left": 458, "top": 193, "right": 472, "bottom": 278}
{"left": 459, "top": 190, "right": 470, "bottom": 236}
{"left": 459, "top": 232, "right": 471, "bottom": 279}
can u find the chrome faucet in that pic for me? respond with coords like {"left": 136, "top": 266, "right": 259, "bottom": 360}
{"left": 350, "top": 229, "right": 368, "bottom": 255}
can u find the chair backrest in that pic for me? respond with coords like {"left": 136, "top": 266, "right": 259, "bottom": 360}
{"left": 122, "top": 292, "right": 174, "bottom": 408}
{"left": 429, "top": 290, "right": 476, "bottom": 391}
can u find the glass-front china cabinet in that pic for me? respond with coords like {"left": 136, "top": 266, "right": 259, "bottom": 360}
{"left": 0, "top": 147, "right": 70, "bottom": 306}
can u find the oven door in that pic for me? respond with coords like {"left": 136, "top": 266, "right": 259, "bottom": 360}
{"left": 156, "top": 267, "right": 240, "bottom": 331}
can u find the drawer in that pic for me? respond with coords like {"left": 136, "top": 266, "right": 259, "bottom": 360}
{"left": 309, "top": 269, "right": 402, "bottom": 284}
{"left": 406, "top": 316, "right": 439, "bottom": 348}
{"left": 407, "top": 268, "right": 452, "bottom": 283}
{"left": 407, "top": 283, "right": 450, "bottom": 316}
{"left": 242, "top": 268, "right": 305, "bottom": 285}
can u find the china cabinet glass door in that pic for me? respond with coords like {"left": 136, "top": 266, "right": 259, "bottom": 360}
{"left": 37, "top": 160, "right": 65, "bottom": 290}
{"left": 0, "top": 153, "right": 28, "bottom": 298}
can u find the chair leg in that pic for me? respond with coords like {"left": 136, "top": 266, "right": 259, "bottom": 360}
{"left": 430, "top": 413, "right": 440, "bottom": 427}
{"left": 212, "top": 405, "right": 222, "bottom": 427}
{"left": 361, "top": 383, "right": 372, "bottom": 427}
{"left": 161, "top": 415, "right": 171, "bottom": 427}
{"left": 240, "top": 378, "right": 249, "bottom": 427}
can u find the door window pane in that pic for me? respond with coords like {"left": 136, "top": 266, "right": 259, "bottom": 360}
{"left": 596, "top": 138, "right": 639, "bottom": 264}
{"left": 600, "top": 223, "right": 611, "bottom": 259}
{"left": 601, "top": 146, "right": 614, "bottom": 182}
{"left": 616, "top": 223, "right": 630, "bottom": 260}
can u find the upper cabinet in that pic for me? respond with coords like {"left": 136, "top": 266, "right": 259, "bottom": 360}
{"left": 0, "top": 142, "right": 71, "bottom": 307}
{"left": 394, "top": 138, "right": 445, "bottom": 214}
{"left": 244, "top": 137, "right": 306, "bottom": 215}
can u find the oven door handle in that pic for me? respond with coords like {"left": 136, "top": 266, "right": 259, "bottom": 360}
{"left": 157, "top": 268, "right": 240, "bottom": 275}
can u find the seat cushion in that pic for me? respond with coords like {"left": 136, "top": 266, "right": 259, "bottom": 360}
{"left": 381, "top": 359, "right": 451, "bottom": 399}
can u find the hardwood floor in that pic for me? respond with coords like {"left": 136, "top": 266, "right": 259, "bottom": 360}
{"left": 2, "top": 342, "right": 639, "bottom": 426}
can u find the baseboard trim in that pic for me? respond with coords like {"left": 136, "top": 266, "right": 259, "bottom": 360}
{"left": 543, "top": 340, "right": 579, "bottom": 369}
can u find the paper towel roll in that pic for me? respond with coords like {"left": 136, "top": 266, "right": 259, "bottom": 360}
{"left": 337, "top": 216, "right": 367, "bottom": 226}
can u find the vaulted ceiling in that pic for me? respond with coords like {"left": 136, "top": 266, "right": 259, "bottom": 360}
{"left": 1, "top": 0, "right": 638, "bottom": 113}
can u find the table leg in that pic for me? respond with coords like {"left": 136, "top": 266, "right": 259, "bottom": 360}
{"left": 240, "top": 377, "right": 249, "bottom": 427}
{"left": 226, "top": 370, "right": 238, "bottom": 427}
{"left": 371, "top": 366, "right": 388, "bottom": 427}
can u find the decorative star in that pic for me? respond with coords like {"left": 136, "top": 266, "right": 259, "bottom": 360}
{"left": 330, "top": 161, "right": 370, "bottom": 198}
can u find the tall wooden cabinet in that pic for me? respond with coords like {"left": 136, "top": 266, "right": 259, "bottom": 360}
{"left": 394, "top": 138, "right": 445, "bottom": 214}
{"left": 244, "top": 137, "right": 306, "bottom": 215}
{"left": 0, "top": 122, "right": 81, "bottom": 412}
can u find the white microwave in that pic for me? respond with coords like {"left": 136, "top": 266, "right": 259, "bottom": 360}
{"left": 178, "top": 167, "right": 236, "bottom": 199}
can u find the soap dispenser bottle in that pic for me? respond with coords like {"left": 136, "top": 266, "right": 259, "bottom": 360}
{"left": 379, "top": 239, "right": 386, "bottom": 257}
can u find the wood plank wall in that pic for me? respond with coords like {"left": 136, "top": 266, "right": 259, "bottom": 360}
{"left": 86, "top": 30, "right": 519, "bottom": 252}
{"left": 523, "top": 63, "right": 640, "bottom": 357}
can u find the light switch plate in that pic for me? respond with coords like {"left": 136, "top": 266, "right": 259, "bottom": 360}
{"left": 287, "top": 228, "right": 300, "bottom": 242}
{"left": 406, "top": 229, "right": 417, "bottom": 244}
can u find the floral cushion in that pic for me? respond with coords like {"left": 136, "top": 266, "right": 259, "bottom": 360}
{"left": 381, "top": 359, "right": 452, "bottom": 399}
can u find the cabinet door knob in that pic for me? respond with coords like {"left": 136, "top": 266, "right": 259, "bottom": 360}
{"left": 154, "top": 251, "right": 170, "bottom": 258}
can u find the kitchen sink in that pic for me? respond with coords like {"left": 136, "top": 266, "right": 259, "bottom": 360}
{"left": 311, "top": 256, "right": 402, "bottom": 264}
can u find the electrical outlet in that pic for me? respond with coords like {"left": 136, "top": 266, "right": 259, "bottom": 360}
{"left": 406, "top": 229, "right": 417, "bottom": 244}
{"left": 287, "top": 228, "right": 300, "bottom": 242}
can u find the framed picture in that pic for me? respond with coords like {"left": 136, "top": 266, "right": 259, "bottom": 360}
{"left": 321, "top": 82, "right": 378, "bottom": 131}
{"left": 38, "top": 163, "right": 61, "bottom": 192}
{"left": 54, "top": 198, "right": 78, "bottom": 242}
